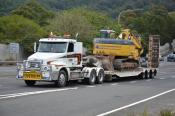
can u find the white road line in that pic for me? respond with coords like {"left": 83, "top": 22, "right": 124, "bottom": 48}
{"left": 159, "top": 78, "right": 165, "bottom": 80}
{"left": 97, "top": 88, "right": 175, "bottom": 116}
{"left": 0, "top": 87, "right": 78, "bottom": 100}
{"left": 130, "top": 81, "right": 137, "bottom": 84}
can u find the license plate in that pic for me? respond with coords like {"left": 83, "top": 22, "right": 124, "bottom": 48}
{"left": 23, "top": 71, "right": 42, "bottom": 80}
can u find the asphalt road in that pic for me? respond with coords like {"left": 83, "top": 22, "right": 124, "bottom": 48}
{"left": 0, "top": 61, "right": 175, "bottom": 116}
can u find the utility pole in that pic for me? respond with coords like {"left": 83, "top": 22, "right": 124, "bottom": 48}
{"left": 117, "top": 9, "right": 144, "bottom": 26}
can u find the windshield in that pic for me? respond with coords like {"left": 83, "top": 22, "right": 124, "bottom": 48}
{"left": 37, "top": 42, "right": 67, "bottom": 53}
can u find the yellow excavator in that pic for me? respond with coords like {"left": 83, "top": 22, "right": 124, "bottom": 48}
{"left": 93, "top": 29, "right": 143, "bottom": 70}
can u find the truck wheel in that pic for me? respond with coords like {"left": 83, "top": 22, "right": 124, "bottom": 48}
{"left": 55, "top": 70, "right": 67, "bottom": 87}
{"left": 154, "top": 70, "right": 157, "bottom": 76}
{"left": 25, "top": 80, "right": 36, "bottom": 86}
{"left": 86, "top": 69, "right": 96, "bottom": 85}
{"left": 144, "top": 70, "right": 148, "bottom": 79}
{"left": 138, "top": 73, "right": 144, "bottom": 79}
{"left": 96, "top": 69, "right": 104, "bottom": 84}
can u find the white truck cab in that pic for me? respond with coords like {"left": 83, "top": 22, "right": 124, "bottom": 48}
{"left": 29, "top": 38, "right": 83, "bottom": 67}
{"left": 17, "top": 37, "right": 104, "bottom": 87}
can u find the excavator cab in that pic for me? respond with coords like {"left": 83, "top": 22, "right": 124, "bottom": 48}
{"left": 100, "top": 29, "right": 115, "bottom": 39}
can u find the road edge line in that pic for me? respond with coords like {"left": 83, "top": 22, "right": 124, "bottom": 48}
{"left": 97, "top": 88, "right": 175, "bottom": 116}
{"left": 0, "top": 87, "right": 78, "bottom": 100}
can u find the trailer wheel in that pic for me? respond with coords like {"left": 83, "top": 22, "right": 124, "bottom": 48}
{"left": 154, "top": 70, "right": 157, "bottom": 76}
{"left": 25, "top": 80, "right": 36, "bottom": 86}
{"left": 55, "top": 70, "right": 67, "bottom": 87}
{"left": 144, "top": 70, "right": 148, "bottom": 79}
{"left": 86, "top": 69, "right": 96, "bottom": 85}
{"left": 149, "top": 70, "right": 154, "bottom": 79}
{"left": 96, "top": 69, "right": 104, "bottom": 84}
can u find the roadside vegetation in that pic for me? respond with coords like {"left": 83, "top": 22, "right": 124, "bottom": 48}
{"left": 0, "top": 0, "right": 175, "bottom": 55}
{"left": 128, "top": 109, "right": 175, "bottom": 116}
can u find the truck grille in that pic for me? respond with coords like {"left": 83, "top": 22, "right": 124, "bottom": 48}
{"left": 28, "top": 61, "right": 42, "bottom": 69}
{"left": 30, "top": 62, "right": 40, "bottom": 68}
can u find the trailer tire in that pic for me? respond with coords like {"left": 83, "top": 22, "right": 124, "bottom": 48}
{"left": 149, "top": 70, "right": 154, "bottom": 79}
{"left": 55, "top": 70, "right": 67, "bottom": 87}
{"left": 86, "top": 69, "right": 96, "bottom": 85}
{"left": 96, "top": 69, "right": 104, "bottom": 84}
{"left": 154, "top": 70, "right": 157, "bottom": 76}
{"left": 25, "top": 80, "right": 36, "bottom": 86}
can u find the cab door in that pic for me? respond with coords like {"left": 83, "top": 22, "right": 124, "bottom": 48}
{"left": 67, "top": 42, "right": 78, "bottom": 67}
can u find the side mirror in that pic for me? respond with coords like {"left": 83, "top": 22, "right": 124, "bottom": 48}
{"left": 34, "top": 42, "right": 37, "bottom": 52}
{"left": 75, "top": 33, "right": 79, "bottom": 40}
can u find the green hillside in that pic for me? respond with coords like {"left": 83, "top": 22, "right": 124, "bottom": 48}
{"left": 1, "top": 0, "right": 175, "bottom": 17}
{"left": 169, "top": 11, "right": 175, "bottom": 18}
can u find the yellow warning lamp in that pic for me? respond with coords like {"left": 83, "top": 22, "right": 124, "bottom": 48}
{"left": 63, "top": 32, "right": 71, "bottom": 39}
{"left": 49, "top": 32, "right": 57, "bottom": 38}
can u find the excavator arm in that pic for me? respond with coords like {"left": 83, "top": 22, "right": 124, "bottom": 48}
{"left": 118, "top": 29, "right": 143, "bottom": 55}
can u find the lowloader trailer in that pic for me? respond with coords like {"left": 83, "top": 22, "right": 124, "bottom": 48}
{"left": 16, "top": 35, "right": 159, "bottom": 87}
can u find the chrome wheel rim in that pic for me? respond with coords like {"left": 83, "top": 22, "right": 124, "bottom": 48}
{"left": 91, "top": 73, "right": 95, "bottom": 83}
{"left": 59, "top": 74, "right": 66, "bottom": 85}
{"left": 99, "top": 72, "right": 104, "bottom": 82}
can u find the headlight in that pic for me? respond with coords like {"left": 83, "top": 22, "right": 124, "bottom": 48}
{"left": 42, "top": 65, "right": 51, "bottom": 72}
{"left": 25, "top": 62, "right": 30, "bottom": 68}
{"left": 17, "top": 63, "right": 24, "bottom": 70}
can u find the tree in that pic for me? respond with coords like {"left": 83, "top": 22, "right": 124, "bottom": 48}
{"left": 122, "top": 5, "right": 174, "bottom": 45}
{"left": 168, "top": 11, "right": 175, "bottom": 42}
{"left": 11, "top": 0, "right": 54, "bottom": 26}
{"left": 65, "top": 8, "right": 120, "bottom": 35}
{"left": 0, "top": 15, "right": 46, "bottom": 54}
{"left": 118, "top": 9, "right": 144, "bottom": 29}
{"left": 46, "top": 10, "right": 94, "bottom": 49}
{"left": 140, "top": 5, "right": 172, "bottom": 44}
{"left": 46, "top": 8, "right": 120, "bottom": 49}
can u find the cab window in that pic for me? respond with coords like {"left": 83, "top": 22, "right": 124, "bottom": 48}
{"left": 68, "top": 43, "right": 74, "bottom": 52}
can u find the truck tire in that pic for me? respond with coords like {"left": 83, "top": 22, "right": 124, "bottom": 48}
{"left": 144, "top": 70, "right": 148, "bottom": 79}
{"left": 138, "top": 73, "right": 144, "bottom": 79}
{"left": 96, "top": 69, "right": 104, "bottom": 84}
{"left": 25, "top": 80, "right": 36, "bottom": 86}
{"left": 55, "top": 70, "right": 67, "bottom": 87}
{"left": 86, "top": 69, "right": 96, "bottom": 85}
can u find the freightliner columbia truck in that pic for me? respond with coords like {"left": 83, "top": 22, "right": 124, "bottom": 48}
{"left": 16, "top": 31, "right": 159, "bottom": 87}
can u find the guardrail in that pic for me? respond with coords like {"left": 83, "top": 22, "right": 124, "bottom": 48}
{"left": 0, "top": 61, "right": 23, "bottom": 66}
